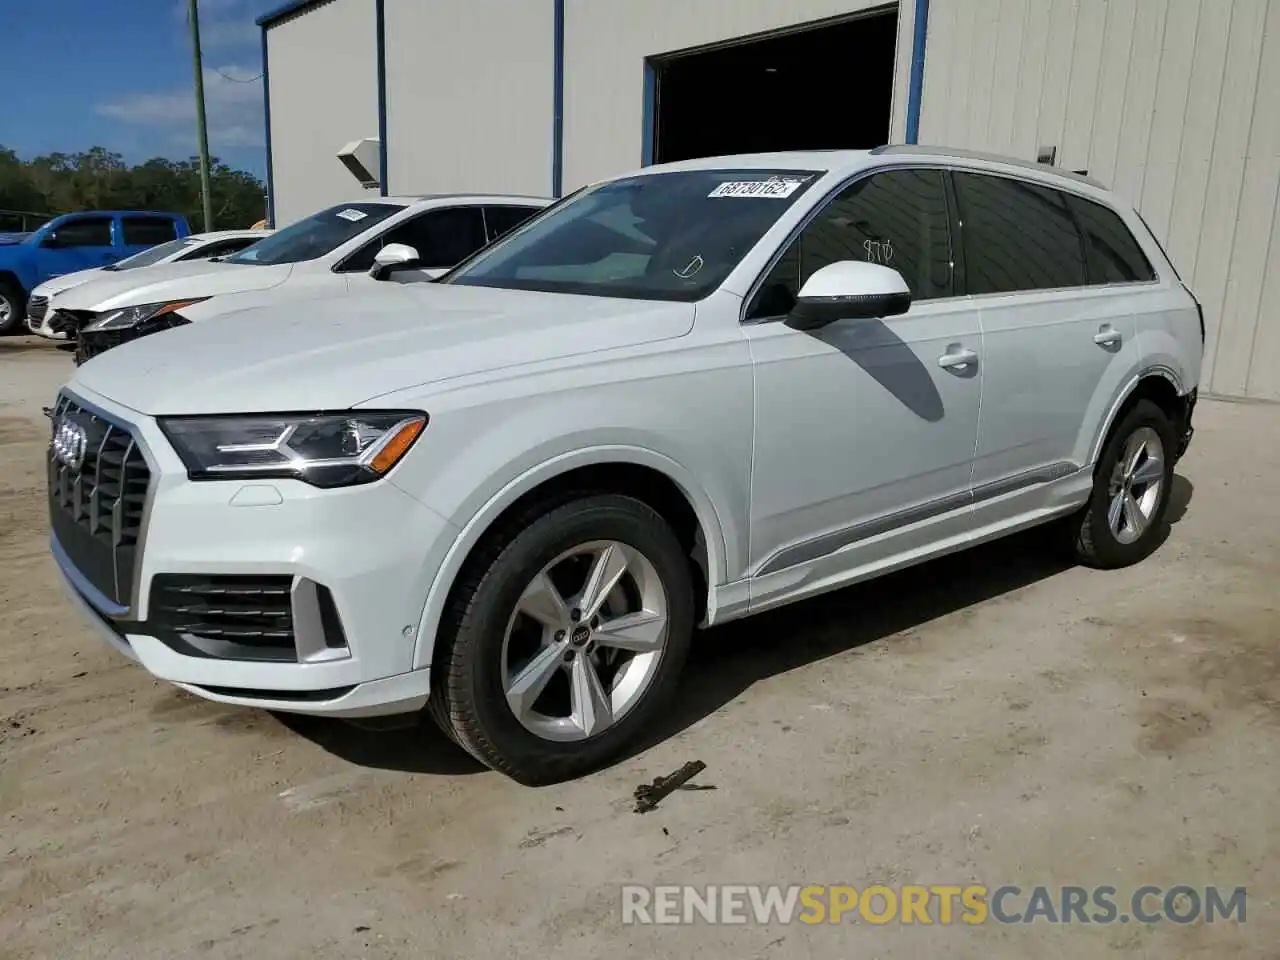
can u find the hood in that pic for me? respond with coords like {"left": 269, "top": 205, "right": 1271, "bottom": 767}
{"left": 54, "top": 259, "right": 293, "bottom": 312}
{"left": 70, "top": 284, "right": 695, "bottom": 415}
{"left": 32, "top": 266, "right": 106, "bottom": 299}
{"left": 0, "top": 234, "right": 27, "bottom": 246}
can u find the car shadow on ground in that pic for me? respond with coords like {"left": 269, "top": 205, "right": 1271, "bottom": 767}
{"left": 284, "top": 474, "right": 1195, "bottom": 778}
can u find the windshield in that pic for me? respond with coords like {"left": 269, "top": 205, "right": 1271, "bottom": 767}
{"left": 106, "top": 237, "right": 198, "bottom": 271}
{"left": 226, "top": 202, "right": 404, "bottom": 266}
{"left": 441, "top": 169, "right": 821, "bottom": 301}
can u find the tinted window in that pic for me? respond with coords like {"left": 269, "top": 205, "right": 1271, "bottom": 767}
{"left": 1067, "top": 196, "right": 1157, "bottom": 284}
{"left": 339, "top": 206, "right": 488, "bottom": 272}
{"left": 177, "top": 236, "right": 259, "bottom": 261}
{"left": 444, "top": 169, "right": 819, "bottom": 302}
{"left": 122, "top": 216, "right": 178, "bottom": 245}
{"left": 227, "top": 202, "right": 404, "bottom": 265}
{"left": 953, "top": 172, "right": 1085, "bottom": 294}
{"left": 485, "top": 205, "right": 539, "bottom": 242}
{"left": 48, "top": 217, "right": 112, "bottom": 247}
{"left": 747, "top": 169, "right": 952, "bottom": 319}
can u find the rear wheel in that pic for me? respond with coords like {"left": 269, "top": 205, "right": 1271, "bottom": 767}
{"left": 1071, "top": 399, "right": 1177, "bottom": 568}
{"left": 429, "top": 494, "right": 695, "bottom": 784}
{"left": 0, "top": 279, "right": 26, "bottom": 335}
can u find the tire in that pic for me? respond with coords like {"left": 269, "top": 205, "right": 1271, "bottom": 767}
{"left": 0, "top": 279, "right": 26, "bottom": 335}
{"left": 1070, "top": 399, "right": 1177, "bottom": 569}
{"left": 428, "top": 494, "right": 696, "bottom": 785}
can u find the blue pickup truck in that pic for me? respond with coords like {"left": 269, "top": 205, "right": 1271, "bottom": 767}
{"left": 0, "top": 210, "right": 190, "bottom": 333}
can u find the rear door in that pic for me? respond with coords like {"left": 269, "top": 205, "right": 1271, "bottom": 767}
{"left": 36, "top": 216, "right": 116, "bottom": 281}
{"left": 120, "top": 216, "right": 180, "bottom": 259}
{"left": 953, "top": 170, "right": 1147, "bottom": 505}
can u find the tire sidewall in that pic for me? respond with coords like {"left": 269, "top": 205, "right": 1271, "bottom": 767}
{"left": 0, "top": 282, "right": 24, "bottom": 335}
{"left": 1084, "top": 399, "right": 1177, "bottom": 566}
{"left": 448, "top": 495, "right": 695, "bottom": 780}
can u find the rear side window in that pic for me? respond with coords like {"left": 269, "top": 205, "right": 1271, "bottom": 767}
{"left": 485, "top": 205, "right": 539, "bottom": 242}
{"left": 122, "top": 216, "right": 178, "bottom": 245}
{"left": 48, "top": 217, "right": 113, "bottom": 247}
{"left": 952, "top": 172, "right": 1085, "bottom": 294}
{"left": 1067, "top": 196, "right": 1157, "bottom": 284}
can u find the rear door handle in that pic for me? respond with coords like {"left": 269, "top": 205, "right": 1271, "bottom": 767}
{"left": 1094, "top": 326, "right": 1123, "bottom": 346}
{"left": 938, "top": 347, "right": 978, "bottom": 370}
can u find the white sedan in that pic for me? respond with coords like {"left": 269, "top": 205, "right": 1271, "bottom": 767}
{"left": 53, "top": 195, "right": 549, "bottom": 362}
{"left": 26, "top": 230, "right": 270, "bottom": 339}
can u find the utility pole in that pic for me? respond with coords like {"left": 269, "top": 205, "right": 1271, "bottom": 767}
{"left": 189, "top": 0, "right": 214, "bottom": 231}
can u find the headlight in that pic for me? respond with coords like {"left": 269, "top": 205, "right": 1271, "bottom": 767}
{"left": 82, "top": 298, "right": 209, "bottom": 333}
{"left": 158, "top": 411, "right": 427, "bottom": 488}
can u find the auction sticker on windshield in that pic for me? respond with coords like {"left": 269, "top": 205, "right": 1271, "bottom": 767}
{"left": 335, "top": 208, "right": 369, "bottom": 222}
{"left": 709, "top": 177, "right": 808, "bottom": 199}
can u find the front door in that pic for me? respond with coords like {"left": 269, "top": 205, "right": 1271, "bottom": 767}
{"left": 38, "top": 215, "right": 116, "bottom": 282}
{"left": 743, "top": 168, "right": 982, "bottom": 607}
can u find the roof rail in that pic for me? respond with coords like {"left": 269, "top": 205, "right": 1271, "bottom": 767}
{"left": 869, "top": 144, "right": 1107, "bottom": 189}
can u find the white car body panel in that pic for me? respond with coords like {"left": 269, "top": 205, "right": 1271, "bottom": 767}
{"left": 49, "top": 148, "right": 1203, "bottom": 719}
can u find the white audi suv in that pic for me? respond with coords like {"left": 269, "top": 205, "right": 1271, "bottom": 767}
{"left": 48, "top": 147, "right": 1202, "bottom": 783}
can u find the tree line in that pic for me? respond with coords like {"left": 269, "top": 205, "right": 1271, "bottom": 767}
{"left": 0, "top": 145, "right": 266, "bottom": 233}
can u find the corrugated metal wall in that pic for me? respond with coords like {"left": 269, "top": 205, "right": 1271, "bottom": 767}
{"left": 266, "top": 0, "right": 380, "bottom": 226}
{"left": 384, "top": 1, "right": 554, "bottom": 197}
{"left": 561, "top": 0, "right": 913, "bottom": 190}
{"left": 919, "top": 0, "right": 1280, "bottom": 400}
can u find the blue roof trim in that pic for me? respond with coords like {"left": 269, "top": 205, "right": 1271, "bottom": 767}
{"left": 905, "top": 0, "right": 931, "bottom": 144}
{"left": 551, "top": 0, "right": 564, "bottom": 196}
{"left": 375, "top": 0, "right": 388, "bottom": 195}
{"left": 256, "top": 0, "right": 329, "bottom": 28}
{"left": 261, "top": 25, "right": 275, "bottom": 226}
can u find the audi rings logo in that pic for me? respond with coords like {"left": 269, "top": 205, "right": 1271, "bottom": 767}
{"left": 52, "top": 417, "right": 88, "bottom": 472}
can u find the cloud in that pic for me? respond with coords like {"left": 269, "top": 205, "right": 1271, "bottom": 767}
{"left": 96, "top": 64, "right": 265, "bottom": 152}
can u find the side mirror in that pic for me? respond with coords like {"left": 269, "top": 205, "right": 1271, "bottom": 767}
{"left": 370, "top": 242, "right": 420, "bottom": 281}
{"left": 42, "top": 231, "right": 64, "bottom": 249}
{"left": 784, "top": 260, "right": 912, "bottom": 331}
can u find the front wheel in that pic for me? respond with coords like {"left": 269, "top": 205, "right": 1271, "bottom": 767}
{"left": 429, "top": 494, "right": 696, "bottom": 784}
{"left": 0, "top": 279, "right": 26, "bottom": 335}
{"left": 1070, "top": 399, "right": 1177, "bottom": 569}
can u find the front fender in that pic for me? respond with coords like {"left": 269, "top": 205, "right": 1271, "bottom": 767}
{"left": 403, "top": 443, "right": 735, "bottom": 670}
{"left": 0, "top": 249, "right": 37, "bottom": 293}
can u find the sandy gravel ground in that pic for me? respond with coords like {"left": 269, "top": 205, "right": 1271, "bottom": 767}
{"left": 2, "top": 335, "right": 1276, "bottom": 959}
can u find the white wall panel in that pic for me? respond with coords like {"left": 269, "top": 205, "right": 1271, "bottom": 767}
{"left": 918, "top": 0, "right": 1280, "bottom": 399}
{"left": 266, "top": 0, "right": 379, "bottom": 226}
{"left": 383, "top": 0, "right": 554, "bottom": 197}
{"left": 561, "top": 0, "right": 909, "bottom": 189}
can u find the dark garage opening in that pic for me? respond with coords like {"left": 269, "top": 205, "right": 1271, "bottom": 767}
{"left": 651, "top": 8, "right": 899, "bottom": 164}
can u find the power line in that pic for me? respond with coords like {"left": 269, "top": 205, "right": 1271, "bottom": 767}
{"left": 213, "top": 68, "right": 263, "bottom": 83}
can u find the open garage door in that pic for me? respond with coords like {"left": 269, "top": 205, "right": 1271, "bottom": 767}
{"left": 651, "top": 8, "right": 899, "bottom": 164}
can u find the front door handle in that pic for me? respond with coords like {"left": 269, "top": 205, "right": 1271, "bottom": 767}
{"left": 1094, "top": 325, "right": 1123, "bottom": 346}
{"left": 938, "top": 347, "right": 978, "bottom": 370}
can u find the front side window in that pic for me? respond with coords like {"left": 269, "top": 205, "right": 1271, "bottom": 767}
{"left": 1067, "top": 195, "right": 1157, "bottom": 284}
{"left": 226, "top": 202, "right": 404, "bottom": 266}
{"left": 122, "top": 216, "right": 178, "bottom": 245}
{"left": 953, "top": 172, "right": 1085, "bottom": 295}
{"left": 47, "top": 217, "right": 112, "bottom": 247}
{"left": 109, "top": 237, "right": 195, "bottom": 270}
{"left": 442, "top": 169, "right": 821, "bottom": 302}
{"left": 339, "top": 206, "right": 488, "bottom": 272}
{"left": 748, "top": 168, "right": 953, "bottom": 319}
{"left": 177, "top": 236, "right": 259, "bottom": 261}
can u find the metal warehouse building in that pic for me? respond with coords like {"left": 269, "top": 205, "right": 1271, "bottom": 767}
{"left": 257, "top": 0, "right": 1280, "bottom": 401}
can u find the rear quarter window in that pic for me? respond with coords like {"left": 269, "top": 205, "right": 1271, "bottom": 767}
{"left": 1067, "top": 196, "right": 1158, "bottom": 284}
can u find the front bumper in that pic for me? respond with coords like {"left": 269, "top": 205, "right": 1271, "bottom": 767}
{"left": 50, "top": 386, "right": 458, "bottom": 718}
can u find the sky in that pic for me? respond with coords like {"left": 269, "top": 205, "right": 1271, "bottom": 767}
{"left": 1, "top": 0, "right": 279, "bottom": 179}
